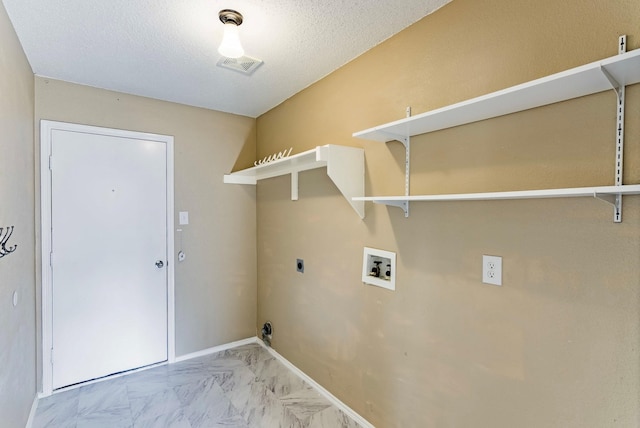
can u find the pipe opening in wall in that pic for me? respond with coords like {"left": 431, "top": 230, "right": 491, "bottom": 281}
{"left": 261, "top": 321, "right": 273, "bottom": 346}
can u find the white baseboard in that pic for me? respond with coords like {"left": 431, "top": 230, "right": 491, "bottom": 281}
{"left": 174, "top": 337, "right": 258, "bottom": 362}
{"left": 179, "top": 337, "right": 373, "bottom": 427}
{"left": 256, "top": 340, "right": 374, "bottom": 428}
{"left": 24, "top": 394, "right": 39, "bottom": 428}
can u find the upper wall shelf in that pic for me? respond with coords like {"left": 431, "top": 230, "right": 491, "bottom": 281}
{"left": 353, "top": 48, "right": 640, "bottom": 143}
{"left": 353, "top": 41, "right": 639, "bottom": 221}
{"left": 224, "top": 144, "right": 365, "bottom": 218}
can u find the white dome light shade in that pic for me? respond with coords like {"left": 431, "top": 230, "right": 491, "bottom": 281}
{"left": 218, "top": 9, "right": 244, "bottom": 59}
{"left": 218, "top": 22, "right": 244, "bottom": 58}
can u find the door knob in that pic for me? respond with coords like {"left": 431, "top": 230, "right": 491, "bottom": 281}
{"left": 155, "top": 260, "right": 164, "bottom": 268}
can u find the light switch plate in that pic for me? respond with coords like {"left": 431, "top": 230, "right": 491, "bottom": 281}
{"left": 179, "top": 211, "right": 189, "bottom": 225}
{"left": 482, "top": 255, "right": 502, "bottom": 286}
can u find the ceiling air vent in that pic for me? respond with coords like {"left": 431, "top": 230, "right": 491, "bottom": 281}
{"left": 217, "top": 55, "right": 263, "bottom": 75}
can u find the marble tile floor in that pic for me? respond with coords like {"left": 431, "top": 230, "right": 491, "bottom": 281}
{"left": 33, "top": 343, "right": 364, "bottom": 428}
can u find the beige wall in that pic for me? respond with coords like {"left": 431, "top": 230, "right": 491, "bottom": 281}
{"left": 0, "top": 1, "right": 36, "bottom": 426}
{"left": 256, "top": 0, "right": 640, "bottom": 426}
{"left": 34, "top": 78, "right": 258, "bottom": 380}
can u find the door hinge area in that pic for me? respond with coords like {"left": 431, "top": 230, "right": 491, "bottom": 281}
{"left": 49, "top": 155, "right": 53, "bottom": 170}
{"left": 50, "top": 348, "right": 54, "bottom": 365}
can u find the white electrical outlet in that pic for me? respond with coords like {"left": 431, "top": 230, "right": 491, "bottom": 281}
{"left": 482, "top": 255, "right": 502, "bottom": 286}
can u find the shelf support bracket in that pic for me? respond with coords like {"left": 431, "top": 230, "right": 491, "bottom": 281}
{"left": 403, "top": 107, "right": 411, "bottom": 200}
{"left": 291, "top": 171, "right": 299, "bottom": 201}
{"left": 385, "top": 106, "right": 413, "bottom": 218}
{"left": 381, "top": 130, "right": 411, "bottom": 217}
{"left": 597, "top": 35, "right": 626, "bottom": 222}
{"left": 377, "top": 200, "right": 409, "bottom": 217}
{"left": 325, "top": 145, "right": 365, "bottom": 218}
{"left": 593, "top": 192, "right": 621, "bottom": 218}
{"left": 398, "top": 136, "right": 410, "bottom": 218}
{"left": 380, "top": 133, "right": 411, "bottom": 217}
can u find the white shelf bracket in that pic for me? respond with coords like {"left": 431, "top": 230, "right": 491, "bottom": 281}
{"left": 403, "top": 107, "right": 412, "bottom": 199}
{"left": 594, "top": 192, "right": 622, "bottom": 220}
{"left": 600, "top": 65, "right": 621, "bottom": 92}
{"left": 597, "top": 36, "right": 627, "bottom": 222}
{"left": 378, "top": 135, "right": 410, "bottom": 217}
{"left": 619, "top": 34, "right": 627, "bottom": 55}
{"left": 393, "top": 106, "right": 412, "bottom": 217}
{"left": 613, "top": 82, "right": 625, "bottom": 223}
{"left": 380, "top": 131, "right": 411, "bottom": 217}
{"left": 325, "top": 145, "right": 365, "bottom": 218}
{"left": 400, "top": 136, "right": 410, "bottom": 217}
{"left": 613, "top": 35, "right": 626, "bottom": 223}
{"left": 377, "top": 200, "right": 409, "bottom": 217}
{"left": 291, "top": 171, "right": 299, "bottom": 201}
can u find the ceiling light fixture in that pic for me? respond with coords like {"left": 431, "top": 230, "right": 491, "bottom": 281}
{"left": 218, "top": 9, "right": 244, "bottom": 59}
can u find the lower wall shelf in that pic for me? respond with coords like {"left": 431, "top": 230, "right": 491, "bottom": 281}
{"left": 353, "top": 184, "right": 640, "bottom": 220}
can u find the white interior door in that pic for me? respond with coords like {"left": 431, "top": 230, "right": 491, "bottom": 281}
{"left": 50, "top": 128, "right": 169, "bottom": 389}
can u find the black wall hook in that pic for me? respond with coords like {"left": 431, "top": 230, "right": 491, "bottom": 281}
{"left": 0, "top": 226, "right": 17, "bottom": 258}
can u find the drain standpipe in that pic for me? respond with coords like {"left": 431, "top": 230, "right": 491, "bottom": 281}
{"left": 261, "top": 321, "right": 273, "bottom": 346}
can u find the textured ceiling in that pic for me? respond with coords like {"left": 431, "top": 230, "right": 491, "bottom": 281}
{"left": 3, "top": 0, "right": 451, "bottom": 118}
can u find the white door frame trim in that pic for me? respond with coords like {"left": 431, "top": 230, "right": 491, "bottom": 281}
{"left": 40, "top": 120, "right": 176, "bottom": 396}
